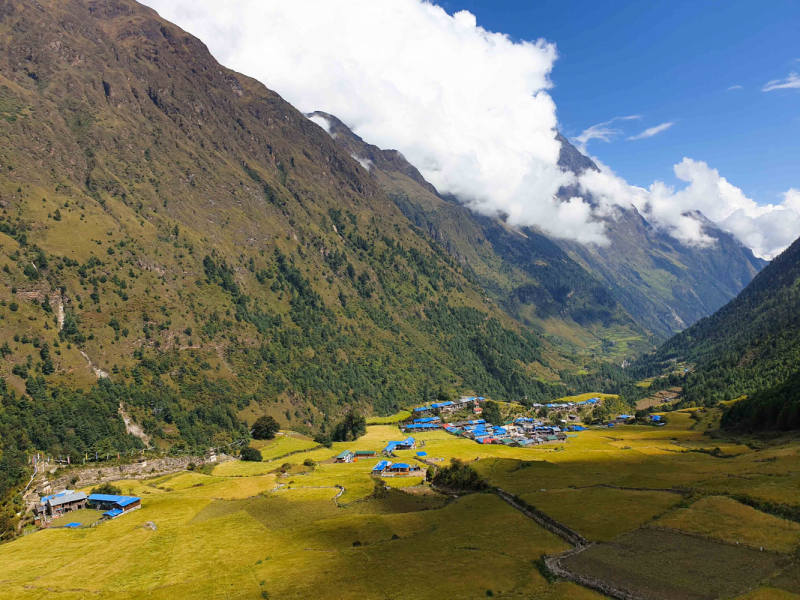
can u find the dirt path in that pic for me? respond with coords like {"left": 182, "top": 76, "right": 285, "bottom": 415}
{"left": 119, "top": 402, "right": 150, "bottom": 447}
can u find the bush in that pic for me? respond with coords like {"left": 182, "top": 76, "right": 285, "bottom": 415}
{"left": 91, "top": 483, "right": 122, "bottom": 495}
{"left": 252, "top": 415, "right": 280, "bottom": 440}
{"left": 331, "top": 411, "right": 366, "bottom": 442}
{"left": 432, "top": 458, "right": 490, "bottom": 492}
{"left": 313, "top": 433, "right": 333, "bottom": 448}
{"left": 303, "top": 458, "right": 315, "bottom": 467}
{"left": 240, "top": 446, "right": 262, "bottom": 462}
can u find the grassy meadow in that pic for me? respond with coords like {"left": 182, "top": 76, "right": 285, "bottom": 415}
{"left": 1, "top": 409, "right": 800, "bottom": 598}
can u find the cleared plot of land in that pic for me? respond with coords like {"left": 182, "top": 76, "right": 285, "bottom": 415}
{"left": 654, "top": 495, "right": 800, "bottom": 553}
{"left": 635, "top": 388, "right": 682, "bottom": 410}
{"left": 520, "top": 487, "right": 683, "bottom": 541}
{"left": 48, "top": 509, "right": 104, "bottom": 528}
{"left": 562, "top": 528, "right": 787, "bottom": 600}
{"left": 257, "top": 434, "right": 319, "bottom": 460}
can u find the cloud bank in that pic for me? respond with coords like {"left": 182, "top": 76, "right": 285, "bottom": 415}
{"left": 579, "top": 159, "right": 800, "bottom": 259}
{"left": 143, "top": 0, "right": 798, "bottom": 258}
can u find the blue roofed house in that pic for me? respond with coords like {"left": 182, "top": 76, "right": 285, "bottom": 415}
{"left": 383, "top": 437, "right": 415, "bottom": 455}
{"left": 37, "top": 491, "right": 87, "bottom": 519}
{"left": 87, "top": 494, "right": 142, "bottom": 519}
{"left": 372, "top": 460, "right": 391, "bottom": 475}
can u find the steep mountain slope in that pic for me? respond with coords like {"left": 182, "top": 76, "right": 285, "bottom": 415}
{"left": 640, "top": 234, "right": 800, "bottom": 412}
{"left": 0, "top": 0, "right": 618, "bottom": 476}
{"left": 309, "top": 111, "right": 765, "bottom": 348}
{"left": 0, "top": 0, "right": 643, "bottom": 531}
{"left": 557, "top": 206, "right": 766, "bottom": 336}
{"left": 309, "top": 111, "right": 651, "bottom": 359}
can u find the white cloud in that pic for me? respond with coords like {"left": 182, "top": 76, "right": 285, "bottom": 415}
{"left": 141, "top": 0, "right": 799, "bottom": 256}
{"left": 762, "top": 72, "right": 800, "bottom": 91}
{"left": 626, "top": 122, "right": 674, "bottom": 140}
{"left": 142, "top": 0, "right": 608, "bottom": 244}
{"left": 307, "top": 114, "right": 333, "bottom": 135}
{"left": 574, "top": 115, "right": 640, "bottom": 149}
{"left": 580, "top": 159, "right": 800, "bottom": 259}
{"left": 726, "top": 85, "right": 743, "bottom": 91}
{"left": 350, "top": 154, "right": 373, "bottom": 171}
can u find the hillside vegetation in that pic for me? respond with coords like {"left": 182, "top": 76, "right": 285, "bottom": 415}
{"left": 0, "top": 0, "right": 644, "bottom": 531}
{"left": 639, "top": 235, "right": 800, "bottom": 428}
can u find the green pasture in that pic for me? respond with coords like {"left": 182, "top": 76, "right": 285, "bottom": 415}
{"left": 2, "top": 406, "right": 800, "bottom": 598}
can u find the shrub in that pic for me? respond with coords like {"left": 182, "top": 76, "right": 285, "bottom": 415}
{"left": 313, "top": 433, "right": 333, "bottom": 448}
{"left": 432, "top": 458, "right": 490, "bottom": 492}
{"left": 240, "top": 446, "right": 262, "bottom": 462}
{"left": 303, "top": 458, "right": 315, "bottom": 468}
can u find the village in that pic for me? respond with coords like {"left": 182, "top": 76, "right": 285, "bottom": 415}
{"left": 27, "top": 393, "right": 665, "bottom": 532}
{"left": 402, "top": 395, "right": 605, "bottom": 446}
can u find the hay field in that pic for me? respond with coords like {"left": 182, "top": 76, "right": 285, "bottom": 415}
{"left": 2, "top": 413, "right": 800, "bottom": 598}
{"left": 562, "top": 528, "right": 786, "bottom": 600}
{"left": 654, "top": 495, "right": 800, "bottom": 553}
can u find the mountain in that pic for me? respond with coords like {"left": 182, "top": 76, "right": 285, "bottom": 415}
{"left": 309, "top": 112, "right": 766, "bottom": 348}
{"left": 0, "top": 0, "right": 645, "bottom": 498}
{"left": 0, "top": 0, "right": 657, "bottom": 532}
{"left": 640, "top": 234, "right": 800, "bottom": 420}
{"left": 308, "top": 112, "right": 652, "bottom": 359}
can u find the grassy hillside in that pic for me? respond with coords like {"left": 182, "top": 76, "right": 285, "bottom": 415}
{"left": 1, "top": 411, "right": 799, "bottom": 598}
{"left": 638, "top": 235, "right": 800, "bottom": 423}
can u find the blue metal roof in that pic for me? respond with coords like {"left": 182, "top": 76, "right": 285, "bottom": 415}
{"left": 88, "top": 494, "right": 140, "bottom": 506}
{"left": 373, "top": 460, "right": 390, "bottom": 471}
{"left": 103, "top": 508, "right": 123, "bottom": 518}
{"left": 416, "top": 451, "right": 427, "bottom": 457}
{"left": 390, "top": 463, "right": 411, "bottom": 469}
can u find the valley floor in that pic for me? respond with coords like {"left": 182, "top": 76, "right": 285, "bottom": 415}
{"left": 1, "top": 410, "right": 799, "bottom": 599}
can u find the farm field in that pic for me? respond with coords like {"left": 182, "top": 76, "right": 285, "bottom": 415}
{"left": 561, "top": 528, "right": 787, "bottom": 600}
{"left": 1, "top": 408, "right": 799, "bottom": 599}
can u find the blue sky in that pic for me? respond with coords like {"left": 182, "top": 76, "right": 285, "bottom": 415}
{"left": 446, "top": 0, "right": 799, "bottom": 204}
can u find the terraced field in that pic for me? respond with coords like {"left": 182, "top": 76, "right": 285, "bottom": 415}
{"left": 2, "top": 409, "right": 799, "bottom": 599}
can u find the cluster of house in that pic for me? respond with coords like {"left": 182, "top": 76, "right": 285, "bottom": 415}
{"left": 531, "top": 397, "right": 602, "bottom": 412}
{"left": 371, "top": 460, "right": 424, "bottom": 477}
{"left": 334, "top": 450, "right": 378, "bottom": 463}
{"left": 412, "top": 396, "right": 485, "bottom": 416}
{"left": 444, "top": 418, "right": 569, "bottom": 446}
{"left": 36, "top": 490, "right": 142, "bottom": 525}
